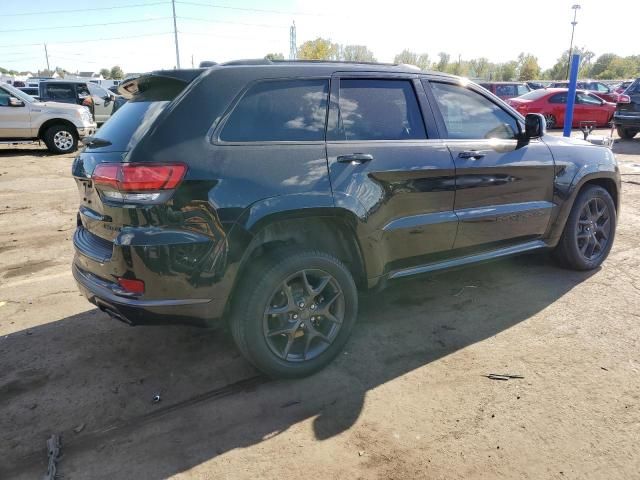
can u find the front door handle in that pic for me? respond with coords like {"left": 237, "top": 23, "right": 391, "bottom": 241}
{"left": 458, "top": 150, "right": 488, "bottom": 160}
{"left": 337, "top": 153, "right": 374, "bottom": 164}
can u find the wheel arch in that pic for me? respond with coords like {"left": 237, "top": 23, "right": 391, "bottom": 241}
{"left": 37, "top": 118, "right": 78, "bottom": 139}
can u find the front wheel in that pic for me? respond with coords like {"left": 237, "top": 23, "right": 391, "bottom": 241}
{"left": 43, "top": 124, "right": 78, "bottom": 154}
{"left": 230, "top": 249, "right": 358, "bottom": 378}
{"left": 544, "top": 113, "right": 556, "bottom": 129}
{"left": 616, "top": 127, "right": 638, "bottom": 140}
{"left": 554, "top": 185, "right": 616, "bottom": 270}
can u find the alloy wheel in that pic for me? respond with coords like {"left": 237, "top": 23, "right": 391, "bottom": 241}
{"left": 53, "top": 130, "right": 74, "bottom": 151}
{"left": 544, "top": 114, "right": 556, "bottom": 129}
{"left": 576, "top": 197, "right": 611, "bottom": 261}
{"left": 263, "top": 269, "right": 344, "bottom": 362}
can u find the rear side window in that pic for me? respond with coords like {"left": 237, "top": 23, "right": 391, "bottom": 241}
{"left": 332, "top": 79, "right": 427, "bottom": 141}
{"left": 430, "top": 82, "right": 518, "bottom": 140}
{"left": 220, "top": 79, "right": 329, "bottom": 142}
{"left": 44, "top": 83, "right": 75, "bottom": 101}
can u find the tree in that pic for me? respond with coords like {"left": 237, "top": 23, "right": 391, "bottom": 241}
{"left": 544, "top": 46, "right": 594, "bottom": 80}
{"left": 499, "top": 61, "right": 518, "bottom": 81}
{"left": 436, "top": 52, "right": 450, "bottom": 72}
{"left": 393, "top": 49, "right": 417, "bottom": 66}
{"left": 518, "top": 53, "right": 540, "bottom": 81}
{"left": 99, "top": 68, "right": 110, "bottom": 79}
{"left": 109, "top": 65, "right": 124, "bottom": 79}
{"left": 264, "top": 53, "right": 284, "bottom": 61}
{"left": 416, "top": 54, "right": 430, "bottom": 70}
{"left": 342, "top": 45, "right": 376, "bottom": 63}
{"left": 591, "top": 53, "right": 618, "bottom": 78}
{"left": 469, "top": 57, "right": 490, "bottom": 79}
{"left": 297, "top": 38, "right": 340, "bottom": 60}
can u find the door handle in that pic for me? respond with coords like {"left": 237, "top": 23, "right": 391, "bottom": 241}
{"left": 337, "top": 153, "right": 374, "bottom": 164}
{"left": 458, "top": 150, "right": 488, "bottom": 160}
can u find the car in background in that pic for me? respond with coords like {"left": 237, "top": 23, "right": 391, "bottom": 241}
{"left": 38, "top": 80, "right": 120, "bottom": 124}
{"left": 550, "top": 80, "right": 619, "bottom": 103}
{"left": 613, "top": 78, "right": 640, "bottom": 139}
{"left": 0, "top": 82, "right": 95, "bottom": 154}
{"left": 526, "top": 81, "right": 545, "bottom": 90}
{"left": 479, "top": 81, "right": 531, "bottom": 99}
{"left": 18, "top": 87, "right": 39, "bottom": 98}
{"left": 613, "top": 80, "right": 633, "bottom": 94}
{"left": 507, "top": 88, "right": 616, "bottom": 129}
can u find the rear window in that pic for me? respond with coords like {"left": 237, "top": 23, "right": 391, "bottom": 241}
{"left": 517, "top": 89, "right": 552, "bottom": 101}
{"left": 86, "top": 76, "right": 188, "bottom": 151}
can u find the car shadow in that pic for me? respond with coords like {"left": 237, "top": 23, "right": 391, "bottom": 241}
{"left": 1, "top": 252, "right": 598, "bottom": 479}
{"left": 0, "top": 146, "right": 54, "bottom": 157}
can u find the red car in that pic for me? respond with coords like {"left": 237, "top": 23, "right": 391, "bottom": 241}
{"left": 507, "top": 88, "right": 616, "bottom": 129}
{"left": 550, "top": 80, "right": 619, "bottom": 103}
{"left": 479, "top": 81, "right": 531, "bottom": 100}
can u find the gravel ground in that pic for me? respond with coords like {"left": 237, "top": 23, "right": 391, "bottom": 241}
{"left": 1, "top": 130, "right": 639, "bottom": 479}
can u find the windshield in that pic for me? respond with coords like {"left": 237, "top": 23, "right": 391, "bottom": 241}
{"left": 1, "top": 83, "right": 36, "bottom": 103}
{"left": 516, "top": 89, "right": 551, "bottom": 101}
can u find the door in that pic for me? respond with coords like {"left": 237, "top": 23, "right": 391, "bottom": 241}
{"left": 575, "top": 91, "right": 608, "bottom": 126}
{"left": 425, "top": 80, "right": 555, "bottom": 250}
{"left": 0, "top": 87, "right": 32, "bottom": 138}
{"left": 88, "top": 83, "right": 113, "bottom": 123}
{"left": 326, "top": 75, "right": 457, "bottom": 276}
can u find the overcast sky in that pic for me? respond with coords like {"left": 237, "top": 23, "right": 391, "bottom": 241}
{"left": 1, "top": 0, "right": 638, "bottom": 74}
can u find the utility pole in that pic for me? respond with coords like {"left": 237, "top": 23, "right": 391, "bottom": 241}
{"left": 171, "top": 0, "right": 180, "bottom": 68}
{"left": 566, "top": 4, "right": 581, "bottom": 80}
{"left": 44, "top": 43, "right": 50, "bottom": 72}
{"left": 191, "top": 54, "right": 194, "bottom": 68}
{"left": 289, "top": 21, "right": 297, "bottom": 60}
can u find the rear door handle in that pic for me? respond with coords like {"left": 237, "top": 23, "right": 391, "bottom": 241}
{"left": 458, "top": 150, "right": 488, "bottom": 160}
{"left": 337, "top": 153, "right": 374, "bottom": 164}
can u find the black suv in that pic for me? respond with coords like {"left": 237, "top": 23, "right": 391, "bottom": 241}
{"left": 72, "top": 61, "right": 620, "bottom": 378}
{"left": 614, "top": 77, "right": 640, "bottom": 139}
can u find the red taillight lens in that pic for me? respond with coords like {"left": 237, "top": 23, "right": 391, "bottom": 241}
{"left": 618, "top": 94, "right": 631, "bottom": 104}
{"left": 117, "top": 277, "right": 145, "bottom": 294}
{"left": 93, "top": 163, "right": 187, "bottom": 191}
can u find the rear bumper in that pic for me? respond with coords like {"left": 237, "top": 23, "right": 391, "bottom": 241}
{"left": 613, "top": 113, "right": 640, "bottom": 129}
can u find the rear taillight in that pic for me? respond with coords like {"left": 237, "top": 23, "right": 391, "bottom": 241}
{"left": 617, "top": 94, "right": 631, "bottom": 104}
{"left": 117, "top": 277, "right": 145, "bottom": 294}
{"left": 93, "top": 163, "right": 187, "bottom": 203}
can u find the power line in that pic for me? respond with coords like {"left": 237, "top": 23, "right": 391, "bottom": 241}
{"left": 0, "top": 17, "right": 171, "bottom": 33}
{"left": 0, "top": 1, "right": 169, "bottom": 17}
{"left": 175, "top": 1, "right": 326, "bottom": 17}
{"left": 0, "top": 31, "right": 174, "bottom": 49}
{"left": 178, "top": 16, "right": 287, "bottom": 29}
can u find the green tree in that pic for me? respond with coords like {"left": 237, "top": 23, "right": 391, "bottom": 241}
{"left": 499, "top": 61, "right": 518, "bottom": 81}
{"left": 435, "top": 52, "right": 450, "bottom": 72}
{"left": 544, "top": 46, "right": 594, "bottom": 80}
{"left": 297, "top": 38, "right": 340, "bottom": 60}
{"left": 264, "top": 53, "right": 284, "bottom": 61}
{"left": 469, "top": 57, "right": 490, "bottom": 79}
{"left": 518, "top": 53, "right": 540, "bottom": 81}
{"left": 393, "top": 49, "right": 417, "bottom": 66}
{"left": 590, "top": 53, "right": 618, "bottom": 78}
{"left": 109, "top": 65, "right": 124, "bottom": 79}
{"left": 342, "top": 45, "right": 376, "bottom": 62}
{"left": 99, "top": 68, "right": 110, "bottom": 79}
{"left": 416, "top": 54, "right": 430, "bottom": 70}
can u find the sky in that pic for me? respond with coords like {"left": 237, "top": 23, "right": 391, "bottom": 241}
{"left": 0, "top": 0, "right": 638, "bottom": 74}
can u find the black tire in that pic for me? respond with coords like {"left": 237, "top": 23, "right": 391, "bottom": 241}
{"left": 230, "top": 249, "right": 358, "bottom": 378}
{"left": 554, "top": 185, "right": 616, "bottom": 270}
{"left": 43, "top": 124, "right": 78, "bottom": 154}
{"left": 616, "top": 127, "right": 638, "bottom": 140}
{"left": 543, "top": 114, "right": 556, "bottom": 129}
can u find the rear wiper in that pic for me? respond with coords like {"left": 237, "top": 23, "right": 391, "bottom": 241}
{"left": 82, "top": 136, "right": 112, "bottom": 147}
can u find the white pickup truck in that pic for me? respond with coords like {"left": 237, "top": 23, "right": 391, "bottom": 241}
{"left": 0, "top": 82, "right": 96, "bottom": 154}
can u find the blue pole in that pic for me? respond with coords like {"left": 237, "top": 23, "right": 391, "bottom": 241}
{"left": 563, "top": 53, "right": 581, "bottom": 137}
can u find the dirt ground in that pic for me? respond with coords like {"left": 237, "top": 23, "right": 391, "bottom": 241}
{"left": 1, "top": 130, "right": 639, "bottom": 479}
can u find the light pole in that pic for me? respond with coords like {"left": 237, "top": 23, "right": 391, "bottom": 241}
{"left": 566, "top": 4, "right": 581, "bottom": 80}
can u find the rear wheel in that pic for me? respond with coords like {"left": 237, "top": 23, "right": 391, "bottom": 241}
{"left": 554, "top": 185, "right": 616, "bottom": 270}
{"left": 616, "top": 127, "right": 638, "bottom": 140}
{"left": 43, "top": 124, "right": 78, "bottom": 154}
{"left": 230, "top": 249, "right": 358, "bottom": 378}
{"left": 544, "top": 113, "right": 556, "bottom": 129}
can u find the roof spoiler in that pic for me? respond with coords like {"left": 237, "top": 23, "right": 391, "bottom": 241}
{"left": 117, "top": 69, "right": 204, "bottom": 99}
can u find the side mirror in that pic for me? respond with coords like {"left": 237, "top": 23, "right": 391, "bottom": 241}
{"left": 525, "top": 113, "right": 546, "bottom": 138}
{"left": 9, "top": 97, "right": 24, "bottom": 107}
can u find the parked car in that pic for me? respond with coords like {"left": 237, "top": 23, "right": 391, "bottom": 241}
{"left": 479, "top": 81, "right": 531, "bottom": 99}
{"left": 507, "top": 88, "right": 616, "bottom": 129}
{"left": 72, "top": 62, "right": 620, "bottom": 378}
{"left": 38, "top": 80, "right": 120, "bottom": 124}
{"left": 526, "top": 81, "right": 545, "bottom": 90}
{"left": 613, "top": 77, "right": 640, "bottom": 139}
{"left": 18, "top": 87, "right": 39, "bottom": 98}
{"left": 613, "top": 80, "right": 633, "bottom": 94}
{"left": 0, "top": 82, "right": 96, "bottom": 153}
{"left": 550, "top": 80, "right": 619, "bottom": 103}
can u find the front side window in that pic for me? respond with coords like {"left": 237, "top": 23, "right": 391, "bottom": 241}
{"left": 220, "top": 79, "right": 329, "bottom": 142}
{"left": 593, "top": 82, "right": 610, "bottom": 93}
{"left": 332, "top": 79, "right": 426, "bottom": 141}
{"left": 495, "top": 85, "right": 517, "bottom": 97}
{"left": 88, "top": 83, "right": 109, "bottom": 98}
{"left": 0, "top": 88, "right": 10, "bottom": 106}
{"left": 430, "top": 82, "right": 518, "bottom": 140}
{"left": 549, "top": 93, "right": 567, "bottom": 104}
{"left": 516, "top": 84, "right": 530, "bottom": 96}
{"left": 577, "top": 92, "right": 602, "bottom": 105}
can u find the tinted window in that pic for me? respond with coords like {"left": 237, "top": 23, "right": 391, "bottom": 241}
{"left": 495, "top": 85, "right": 517, "bottom": 97}
{"left": 44, "top": 83, "right": 75, "bottom": 101}
{"left": 0, "top": 88, "right": 10, "bottom": 106}
{"left": 430, "top": 82, "right": 518, "bottom": 140}
{"left": 221, "top": 79, "right": 329, "bottom": 142}
{"left": 549, "top": 93, "right": 567, "bottom": 104}
{"left": 333, "top": 79, "right": 426, "bottom": 141}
